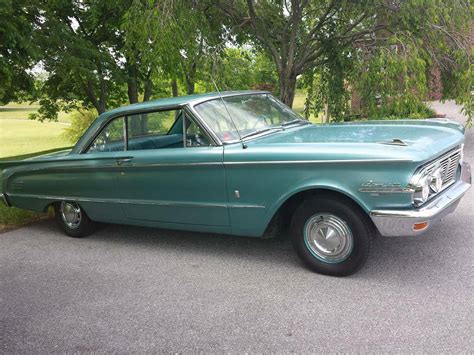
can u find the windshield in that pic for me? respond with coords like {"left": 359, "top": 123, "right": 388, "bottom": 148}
{"left": 193, "top": 93, "right": 305, "bottom": 142}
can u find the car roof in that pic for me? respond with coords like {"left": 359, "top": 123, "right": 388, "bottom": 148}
{"left": 104, "top": 90, "right": 269, "bottom": 117}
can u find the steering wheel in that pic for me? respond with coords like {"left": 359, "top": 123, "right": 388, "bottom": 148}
{"left": 186, "top": 133, "right": 207, "bottom": 146}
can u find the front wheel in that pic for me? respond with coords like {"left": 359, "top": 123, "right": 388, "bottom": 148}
{"left": 54, "top": 201, "right": 97, "bottom": 238}
{"left": 290, "top": 196, "right": 374, "bottom": 276}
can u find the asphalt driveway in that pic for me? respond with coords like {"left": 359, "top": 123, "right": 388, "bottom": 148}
{"left": 1, "top": 101, "right": 473, "bottom": 352}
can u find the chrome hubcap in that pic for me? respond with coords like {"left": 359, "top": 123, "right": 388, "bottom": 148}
{"left": 60, "top": 201, "right": 82, "bottom": 229}
{"left": 303, "top": 213, "right": 353, "bottom": 263}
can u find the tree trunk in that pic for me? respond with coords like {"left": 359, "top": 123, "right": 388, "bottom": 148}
{"left": 127, "top": 65, "right": 139, "bottom": 104}
{"left": 143, "top": 79, "right": 152, "bottom": 102}
{"left": 85, "top": 80, "right": 106, "bottom": 114}
{"left": 278, "top": 70, "right": 297, "bottom": 107}
{"left": 185, "top": 75, "right": 195, "bottom": 95}
{"left": 171, "top": 79, "right": 178, "bottom": 97}
{"left": 185, "top": 61, "right": 197, "bottom": 95}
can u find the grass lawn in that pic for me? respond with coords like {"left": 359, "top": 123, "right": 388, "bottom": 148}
{"left": 293, "top": 91, "right": 324, "bottom": 123}
{"left": 292, "top": 91, "right": 306, "bottom": 114}
{"left": 0, "top": 147, "right": 62, "bottom": 229}
{"left": 0, "top": 102, "right": 71, "bottom": 122}
{"left": 0, "top": 103, "right": 71, "bottom": 158}
{"left": 0, "top": 148, "right": 59, "bottom": 229}
{"left": 0, "top": 103, "right": 71, "bottom": 229}
{"left": 0, "top": 204, "right": 49, "bottom": 229}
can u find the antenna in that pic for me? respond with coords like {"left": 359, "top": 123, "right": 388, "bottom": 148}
{"left": 210, "top": 64, "right": 247, "bottom": 149}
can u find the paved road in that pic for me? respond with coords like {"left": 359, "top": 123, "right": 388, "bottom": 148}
{"left": 1, "top": 102, "right": 473, "bottom": 352}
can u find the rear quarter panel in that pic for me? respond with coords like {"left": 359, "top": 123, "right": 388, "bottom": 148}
{"left": 0, "top": 153, "right": 124, "bottom": 222}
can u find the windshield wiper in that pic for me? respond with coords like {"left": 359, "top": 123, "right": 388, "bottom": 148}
{"left": 241, "top": 126, "right": 284, "bottom": 140}
{"left": 282, "top": 118, "right": 310, "bottom": 127}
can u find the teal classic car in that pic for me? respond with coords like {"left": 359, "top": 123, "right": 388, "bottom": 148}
{"left": 0, "top": 91, "right": 471, "bottom": 276}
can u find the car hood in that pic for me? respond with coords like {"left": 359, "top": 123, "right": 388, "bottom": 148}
{"left": 247, "top": 119, "right": 465, "bottom": 163}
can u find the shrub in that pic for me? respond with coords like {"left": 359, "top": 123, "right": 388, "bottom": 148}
{"left": 62, "top": 109, "right": 97, "bottom": 144}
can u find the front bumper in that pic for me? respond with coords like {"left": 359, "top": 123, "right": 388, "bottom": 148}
{"left": 370, "top": 161, "right": 471, "bottom": 237}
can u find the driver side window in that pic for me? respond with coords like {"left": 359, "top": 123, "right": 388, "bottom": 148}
{"left": 184, "top": 115, "right": 210, "bottom": 147}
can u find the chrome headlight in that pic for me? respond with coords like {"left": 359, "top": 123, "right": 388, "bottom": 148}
{"left": 429, "top": 168, "right": 443, "bottom": 193}
{"left": 410, "top": 146, "right": 463, "bottom": 207}
{"left": 412, "top": 174, "right": 431, "bottom": 206}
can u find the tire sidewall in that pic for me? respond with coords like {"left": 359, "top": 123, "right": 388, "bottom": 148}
{"left": 291, "top": 197, "right": 372, "bottom": 276}
{"left": 54, "top": 202, "right": 95, "bottom": 238}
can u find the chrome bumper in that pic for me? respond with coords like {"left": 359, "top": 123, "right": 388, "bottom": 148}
{"left": 1, "top": 192, "right": 11, "bottom": 207}
{"left": 370, "top": 161, "right": 471, "bottom": 237}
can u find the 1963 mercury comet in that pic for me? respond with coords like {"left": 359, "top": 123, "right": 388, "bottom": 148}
{"left": 0, "top": 91, "right": 471, "bottom": 275}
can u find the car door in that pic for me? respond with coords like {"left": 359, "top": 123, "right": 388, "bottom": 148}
{"left": 117, "top": 108, "right": 229, "bottom": 227}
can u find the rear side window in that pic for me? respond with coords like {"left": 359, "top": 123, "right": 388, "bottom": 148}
{"left": 128, "top": 110, "right": 179, "bottom": 140}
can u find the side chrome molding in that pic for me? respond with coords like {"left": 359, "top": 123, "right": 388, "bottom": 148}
{"left": 5, "top": 193, "right": 265, "bottom": 210}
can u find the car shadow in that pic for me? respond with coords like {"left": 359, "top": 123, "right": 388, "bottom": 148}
{"left": 78, "top": 222, "right": 303, "bottom": 270}
{"left": 30, "top": 214, "right": 470, "bottom": 281}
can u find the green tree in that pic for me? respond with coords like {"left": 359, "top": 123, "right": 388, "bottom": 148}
{"left": 220, "top": 0, "right": 472, "bottom": 118}
{"left": 304, "top": 0, "right": 472, "bottom": 123}
{"left": 208, "top": 47, "right": 278, "bottom": 92}
{"left": 32, "top": 0, "right": 166, "bottom": 121}
{"left": 0, "top": 0, "right": 38, "bottom": 105}
{"left": 32, "top": 1, "right": 126, "bottom": 120}
{"left": 124, "top": 0, "right": 226, "bottom": 96}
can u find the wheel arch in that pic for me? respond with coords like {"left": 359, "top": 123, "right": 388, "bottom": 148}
{"left": 262, "top": 184, "right": 373, "bottom": 237}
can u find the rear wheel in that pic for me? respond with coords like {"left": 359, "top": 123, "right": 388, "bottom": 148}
{"left": 290, "top": 196, "right": 374, "bottom": 276}
{"left": 54, "top": 201, "right": 96, "bottom": 238}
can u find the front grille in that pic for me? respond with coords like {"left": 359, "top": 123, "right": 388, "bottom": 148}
{"left": 424, "top": 148, "right": 462, "bottom": 188}
{"left": 441, "top": 151, "right": 461, "bottom": 186}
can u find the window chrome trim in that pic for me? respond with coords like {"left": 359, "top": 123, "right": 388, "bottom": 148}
{"left": 123, "top": 116, "right": 128, "bottom": 151}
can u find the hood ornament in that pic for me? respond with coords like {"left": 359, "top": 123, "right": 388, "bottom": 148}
{"left": 378, "top": 138, "right": 408, "bottom": 146}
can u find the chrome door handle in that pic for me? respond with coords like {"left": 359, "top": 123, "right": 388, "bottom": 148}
{"left": 116, "top": 157, "right": 133, "bottom": 165}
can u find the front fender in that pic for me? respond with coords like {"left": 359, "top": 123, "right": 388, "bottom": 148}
{"left": 265, "top": 178, "right": 372, "bottom": 223}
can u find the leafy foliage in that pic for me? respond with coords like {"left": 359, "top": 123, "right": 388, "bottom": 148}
{"left": 210, "top": 48, "right": 279, "bottom": 92}
{"left": 0, "top": 0, "right": 38, "bottom": 105}
{"left": 30, "top": 1, "right": 130, "bottom": 120}
{"left": 0, "top": 0, "right": 471, "bottom": 125}
{"left": 221, "top": 0, "right": 472, "bottom": 123}
{"left": 124, "top": 0, "right": 226, "bottom": 95}
{"left": 62, "top": 109, "right": 97, "bottom": 144}
{"left": 354, "top": 45, "right": 435, "bottom": 120}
